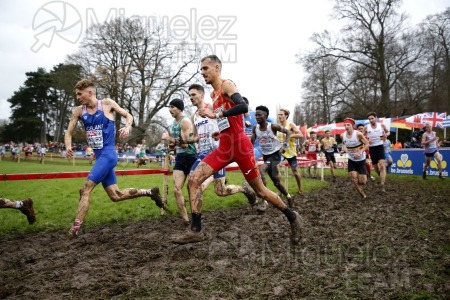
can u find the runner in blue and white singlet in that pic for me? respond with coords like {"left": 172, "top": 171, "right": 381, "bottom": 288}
{"left": 65, "top": 79, "right": 163, "bottom": 238}
{"left": 421, "top": 122, "right": 444, "bottom": 179}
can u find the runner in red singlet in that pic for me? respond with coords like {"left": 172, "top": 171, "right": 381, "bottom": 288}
{"left": 171, "top": 55, "right": 301, "bottom": 245}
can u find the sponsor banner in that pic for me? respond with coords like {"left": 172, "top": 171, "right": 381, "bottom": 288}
{"left": 389, "top": 149, "right": 448, "bottom": 177}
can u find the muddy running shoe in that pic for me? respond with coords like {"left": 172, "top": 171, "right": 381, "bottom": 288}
{"left": 242, "top": 182, "right": 256, "bottom": 206}
{"left": 19, "top": 198, "right": 36, "bottom": 225}
{"left": 370, "top": 176, "right": 376, "bottom": 182}
{"left": 68, "top": 227, "right": 80, "bottom": 238}
{"left": 439, "top": 174, "right": 444, "bottom": 179}
{"left": 68, "top": 219, "right": 82, "bottom": 238}
{"left": 149, "top": 187, "right": 165, "bottom": 209}
{"left": 422, "top": 172, "right": 426, "bottom": 180}
{"left": 380, "top": 185, "right": 386, "bottom": 193}
{"left": 172, "top": 230, "right": 205, "bottom": 244}
{"left": 290, "top": 211, "right": 302, "bottom": 245}
{"left": 183, "top": 220, "right": 190, "bottom": 229}
{"left": 332, "top": 176, "right": 337, "bottom": 182}
{"left": 256, "top": 199, "right": 268, "bottom": 214}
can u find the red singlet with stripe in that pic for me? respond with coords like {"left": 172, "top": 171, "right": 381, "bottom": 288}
{"left": 202, "top": 80, "right": 259, "bottom": 180}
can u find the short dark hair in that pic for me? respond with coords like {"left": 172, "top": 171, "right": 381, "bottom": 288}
{"left": 255, "top": 105, "right": 269, "bottom": 116}
{"left": 367, "top": 112, "right": 377, "bottom": 118}
{"left": 356, "top": 123, "right": 365, "bottom": 128}
{"left": 201, "top": 55, "right": 222, "bottom": 66}
{"left": 188, "top": 84, "right": 204, "bottom": 93}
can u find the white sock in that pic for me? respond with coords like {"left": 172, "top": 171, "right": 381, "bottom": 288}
{"left": 15, "top": 201, "right": 23, "bottom": 208}
{"left": 140, "top": 189, "right": 150, "bottom": 196}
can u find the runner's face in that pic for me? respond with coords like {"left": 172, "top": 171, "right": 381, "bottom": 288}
{"left": 75, "top": 88, "right": 91, "bottom": 104}
{"left": 168, "top": 105, "right": 180, "bottom": 118}
{"left": 357, "top": 126, "right": 364, "bottom": 133}
{"left": 368, "top": 116, "right": 376, "bottom": 125}
{"left": 200, "top": 59, "right": 218, "bottom": 85}
{"left": 255, "top": 110, "right": 267, "bottom": 124}
{"left": 189, "top": 89, "right": 203, "bottom": 107}
{"left": 345, "top": 123, "right": 353, "bottom": 132}
{"left": 278, "top": 112, "right": 286, "bottom": 122}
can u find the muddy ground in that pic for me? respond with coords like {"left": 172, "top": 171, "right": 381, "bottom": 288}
{"left": 1, "top": 177, "right": 449, "bottom": 299}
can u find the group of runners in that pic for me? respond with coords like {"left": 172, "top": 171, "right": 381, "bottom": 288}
{"left": 1, "top": 54, "right": 445, "bottom": 245}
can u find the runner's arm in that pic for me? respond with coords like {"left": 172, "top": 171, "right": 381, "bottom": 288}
{"left": 64, "top": 106, "right": 81, "bottom": 158}
{"left": 214, "top": 80, "right": 247, "bottom": 118}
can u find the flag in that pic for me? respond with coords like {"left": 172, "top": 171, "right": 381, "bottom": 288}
{"left": 404, "top": 114, "right": 425, "bottom": 128}
{"left": 378, "top": 117, "right": 391, "bottom": 130}
{"left": 390, "top": 119, "right": 412, "bottom": 130}
{"left": 422, "top": 112, "right": 446, "bottom": 128}
{"left": 300, "top": 125, "right": 308, "bottom": 138}
{"left": 443, "top": 115, "right": 450, "bottom": 128}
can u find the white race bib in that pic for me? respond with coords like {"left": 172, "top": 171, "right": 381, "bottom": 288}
{"left": 86, "top": 130, "right": 104, "bottom": 149}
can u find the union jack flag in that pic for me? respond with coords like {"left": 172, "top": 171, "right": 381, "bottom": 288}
{"left": 422, "top": 112, "right": 446, "bottom": 129}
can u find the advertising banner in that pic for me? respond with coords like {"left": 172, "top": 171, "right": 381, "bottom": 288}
{"left": 389, "top": 149, "right": 449, "bottom": 177}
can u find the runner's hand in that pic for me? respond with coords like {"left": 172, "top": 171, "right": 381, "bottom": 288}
{"left": 118, "top": 126, "right": 130, "bottom": 138}
{"left": 66, "top": 148, "right": 74, "bottom": 159}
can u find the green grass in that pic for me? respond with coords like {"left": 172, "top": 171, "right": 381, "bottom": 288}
{"left": 0, "top": 155, "right": 327, "bottom": 235}
{"left": 2, "top": 154, "right": 438, "bottom": 236}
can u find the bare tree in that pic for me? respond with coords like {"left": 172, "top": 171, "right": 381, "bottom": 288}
{"left": 308, "top": 0, "right": 424, "bottom": 117}
{"left": 419, "top": 8, "right": 450, "bottom": 112}
{"left": 66, "top": 17, "right": 200, "bottom": 144}
{"left": 299, "top": 51, "right": 345, "bottom": 123}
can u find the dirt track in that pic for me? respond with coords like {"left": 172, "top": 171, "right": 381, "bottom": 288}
{"left": 1, "top": 177, "right": 449, "bottom": 299}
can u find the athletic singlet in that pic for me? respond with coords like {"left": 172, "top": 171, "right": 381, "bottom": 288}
{"left": 171, "top": 116, "right": 197, "bottom": 156}
{"left": 194, "top": 103, "right": 219, "bottom": 155}
{"left": 305, "top": 139, "right": 320, "bottom": 154}
{"left": 81, "top": 100, "right": 115, "bottom": 150}
{"left": 321, "top": 136, "right": 337, "bottom": 153}
{"left": 243, "top": 113, "right": 255, "bottom": 139}
{"left": 211, "top": 80, "right": 244, "bottom": 135}
{"left": 423, "top": 131, "right": 438, "bottom": 154}
{"left": 255, "top": 123, "right": 282, "bottom": 155}
{"left": 383, "top": 140, "right": 391, "bottom": 154}
{"left": 366, "top": 123, "right": 385, "bottom": 147}
{"left": 276, "top": 122, "right": 296, "bottom": 158}
{"left": 343, "top": 130, "right": 366, "bottom": 161}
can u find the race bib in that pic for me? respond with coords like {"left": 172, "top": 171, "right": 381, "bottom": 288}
{"left": 308, "top": 144, "right": 316, "bottom": 152}
{"left": 86, "top": 130, "right": 104, "bottom": 149}
{"left": 216, "top": 108, "right": 230, "bottom": 132}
